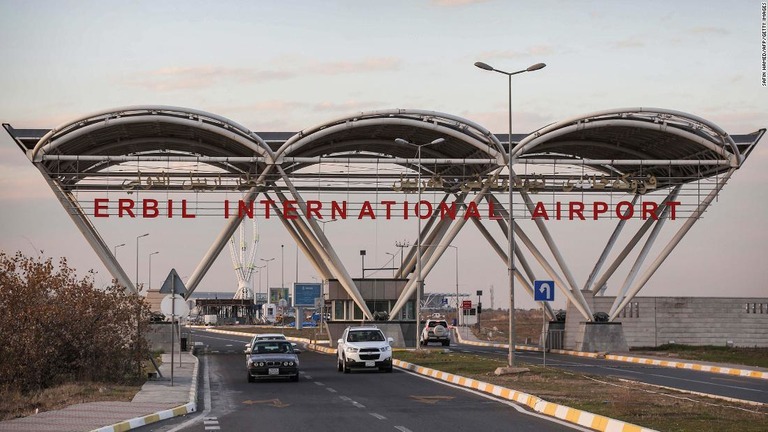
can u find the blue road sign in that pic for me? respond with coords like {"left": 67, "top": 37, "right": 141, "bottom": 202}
{"left": 534, "top": 280, "right": 555, "bottom": 302}
{"left": 293, "top": 283, "right": 322, "bottom": 307}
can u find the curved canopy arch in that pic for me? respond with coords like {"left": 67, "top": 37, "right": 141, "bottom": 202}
{"left": 31, "top": 105, "right": 275, "bottom": 183}
{"left": 513, "top": 107, "right": 741, "bottom": 185}
{"left": 274, "top": 109, "right": 507, "bottom": 190}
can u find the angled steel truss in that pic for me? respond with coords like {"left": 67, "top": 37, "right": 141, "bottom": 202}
{"left": 4, "top": 106, "right": 764, "bottom": 322}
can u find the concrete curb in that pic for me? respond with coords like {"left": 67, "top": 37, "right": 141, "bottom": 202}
{"left": 90, "top": 353, "right": 199, "bottom": 432}
{"left": 452, "top": 328, "right": 768, "bottom": 380}
{"left": 394, "top": 359, "right": 657, "bottom": 432}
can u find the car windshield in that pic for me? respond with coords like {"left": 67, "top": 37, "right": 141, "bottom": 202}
{"left": 428, "top": 321, "right": 446, "bottom": 327}
{"left": 252, "top": 341, "right": 294, "bottom": 354}
{"left": 347, "top": 330, "right": 385, "bottom": 342}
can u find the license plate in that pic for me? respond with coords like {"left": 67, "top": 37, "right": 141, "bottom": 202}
{"left": 268, "top": 368, "right": 280, "bottom": 375}
{"left": 365, "top": 361, "right": 375, "bottom": 367}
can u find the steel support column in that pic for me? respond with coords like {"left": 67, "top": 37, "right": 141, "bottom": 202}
{"left": 185, "top": 165, "right": 274, "bottom": 297}
{"left": 585, "top": 195, "right": 639, "bottom": 293}
{"left": 608, "top": 187, "right": 681, "bottom": 316}
{"left": 36, "top": 165, "right": 135, "bottom": 292}
{"left": 609, "top": 170, "right": 735, "bottom": 320}
{"left": 276, "top": 166, "right": 373, "bottom": 320}
{"left": 389, "top": 182, "right": 494, "bottom": 318}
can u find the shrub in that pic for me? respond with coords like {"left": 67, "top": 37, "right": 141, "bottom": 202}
{"left": 0, "top": 251, "right": 151, "bottom": 393}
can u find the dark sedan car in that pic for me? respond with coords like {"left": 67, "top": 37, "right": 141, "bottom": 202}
{"left": 246, "top": 340, "right": 301, "bottom": 382}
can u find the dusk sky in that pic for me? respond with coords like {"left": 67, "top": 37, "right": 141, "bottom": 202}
{"left": 1, "top": 0, "right": 765, "bottom": 310}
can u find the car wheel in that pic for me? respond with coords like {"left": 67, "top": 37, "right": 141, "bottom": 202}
{"left": 343, "top": 357, "right": 351, "bottom": 374}
{"left": 247, "top": 372, "right": 254, "bottom": 383}
{"left": 291, "top": 374, "right": 299, "bottom": 382}
{"left": 337, "top": 357, "right": 343, "bottom": 372}
{"left": 442, "top": 341, "right": 450, "bottom": 346}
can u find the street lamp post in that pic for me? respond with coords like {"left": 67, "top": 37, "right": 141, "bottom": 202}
{"left": 135, "top": 233, "right": 149, "bottom": 293}
{"left": 385, "top": 252, "right": 396, "bottom": 277}
{"left": 114, "top": 243, "right": 125, "bottom": 259}
{"left": 394, "top": 137, "right": 446, "bottom": 348}
{"left": 261, "top": 258, "right": 275, "bottom": 301}
{"left": 474, "top": 60, "right": 546, "bottom": 367}
{"left": 360, "top": 250, "right": 366, "bottom": 278}
{"left": 148, "top": 251, "right": 159, "bottom": 291}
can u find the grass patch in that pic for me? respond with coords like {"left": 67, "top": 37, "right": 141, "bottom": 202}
{"left": 0, "top": 382, "right": 142, "bottom": 421}
{"left": 630, "top": 345, "right": 768, "bottom": 369}
{"left": 396, "top": 350, "right": 767, "bottom": 432}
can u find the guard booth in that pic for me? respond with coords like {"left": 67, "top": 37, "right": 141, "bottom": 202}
{"left": 194, "top": 299, "right": 259, "bottom": 324}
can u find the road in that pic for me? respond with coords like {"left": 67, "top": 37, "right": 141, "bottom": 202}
{"left": 140, "top": 328, "right": 767, "bottom": 432}
{"left": 143, "top": 329, "right": 586, "bottom": 432}
{"left": 452, "top": 344, "right": 768, "bottom": 404}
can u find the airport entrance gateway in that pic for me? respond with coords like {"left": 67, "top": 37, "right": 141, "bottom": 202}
{"left": 4, "top": 107, "right": 764, "bottom": 339}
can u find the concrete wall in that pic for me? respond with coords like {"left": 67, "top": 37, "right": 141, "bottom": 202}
{"left": 565, "top": 296, "right": 768, "bottom": 349}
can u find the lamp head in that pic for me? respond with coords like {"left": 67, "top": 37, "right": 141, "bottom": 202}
{"left": 430, "top": 138, "right": 446, "bottom": 145}
{"left": 527, "top": 62, "right": 546, "bottom": 72}
{"left": 474, "top": 61, "right": 494, "bottom": 71}
{"left": 394, "top": 138, "right": 410, "bottom": 146}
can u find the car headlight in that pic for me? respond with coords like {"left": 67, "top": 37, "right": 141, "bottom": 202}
{"left": 258, "top": 362, "right": 265, "bottom": 367}
{"left": 381, "top": 346, "right": 390, "bottom": 352}
{"left": 346, "top": 347, "right": 359, "bottom": 353}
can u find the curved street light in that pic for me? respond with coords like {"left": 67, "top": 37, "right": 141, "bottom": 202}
{"left": 114, "top": 243, "right": 126, "bottom": 259}
{"left": 474, "top": 61, "right": 546, "bottom": 367}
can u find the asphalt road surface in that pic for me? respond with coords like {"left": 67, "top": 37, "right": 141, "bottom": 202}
{"left": 139, "top": 328, "right": 767, "bottom": 432}
{"left": 452, "top": 344, "right": 768, "bottom": 404}
{"left": 146, "top": 329, "right": 587, "bottom": 432}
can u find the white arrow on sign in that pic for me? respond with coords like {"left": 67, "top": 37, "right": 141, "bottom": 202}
{"left": 539, "top": 282, "right": 551, "bottom": 300}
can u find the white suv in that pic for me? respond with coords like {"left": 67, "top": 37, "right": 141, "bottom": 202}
{"left": 420, "top": 319, "right": 450, "bottom": 346}
{"left": 337, "top": 326, "right": 393, "bottom": 373}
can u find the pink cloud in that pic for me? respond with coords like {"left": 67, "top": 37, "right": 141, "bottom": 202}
{"left": 431, "top": 0, "right": 489, "bottom": 6}
{"left": 308, "top": 58, "right": 401, "bottom": 75}
{"left": 691, "top": 26, "right": 729, "bottom": 35}
{"left": 612, "top": 37, "right": 645, "bottom": 49}
{"left": 122, "top": 66, "right": 296, "bottom": 92}
{"left": 477, "top": 45, "right": 556, "bottom": 60}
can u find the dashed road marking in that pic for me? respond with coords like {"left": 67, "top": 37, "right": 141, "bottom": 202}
{"left": 370, "top": 413, "right": 387, "bottom": 420}
{"left": 352, "top": 401, "right": 366, "bottom": 408}
{"left": 314, "top": 381, "right": 325, "bottom": 386}
{"left": 326, "top": 388, "right": 337, "bottom": 393}
{"left": 394, "top": 426, "right": 413, "bottom": 432}
{"left": 203, "top": 416, "right": 220, "bottom": 430}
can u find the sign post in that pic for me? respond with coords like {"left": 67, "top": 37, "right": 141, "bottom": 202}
{"left": 534, "top": 280, "right": 555, "bottom": 367}
{"left": 160, "top": 269, "right": 189, "bottom": 385}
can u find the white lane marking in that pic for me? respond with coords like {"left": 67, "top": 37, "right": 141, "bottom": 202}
{"left": 326, "top": 388, "right": 337, "bottom": 393}
{"left": 304, "top": 375, "right": 313, "bottom": 379}
{"left": 315, "top": 381, "right": 325, "bottom": 386}
{"left": 352, "top": 401, "right": 366, "bottom": 408}
{"left": 204, "top": 420, "right": 218, "bottom": 425}
{"left": 339, "top": 396, "right": 351, "bottom": 401}
{"left": 394, "top": 426, "right": 413, "bottom": 432}
{"left": 605, "top": 366, "right": 766, "bottom": 394}
{"left": 400, "top": 369, "right": 592, "bottom": 432}
{"left": 225, "top": 344, "right": 233, "bottom": 347}
{"left": 370, "top": 413, "right": 387, "bottom": 420}
{"left": 204, "top": 427, "right": 221, "bottom": 431}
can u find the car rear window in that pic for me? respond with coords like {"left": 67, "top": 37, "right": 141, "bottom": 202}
{"left": 428, "top": 321, "right": 447, "bottom": 327}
